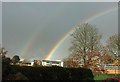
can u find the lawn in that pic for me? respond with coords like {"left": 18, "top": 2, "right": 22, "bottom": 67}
{"left": 94, "top": 74, "right": 120, "bottom": 80}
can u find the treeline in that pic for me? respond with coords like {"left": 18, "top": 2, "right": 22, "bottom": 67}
{"left": 2, "top": 65, "right": 94, "bottom": 81}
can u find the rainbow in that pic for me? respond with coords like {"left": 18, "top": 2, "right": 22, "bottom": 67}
{"left": 20, "top": 5, "right": 117, "bottom": 60}
{"left": 45, "top": 6, "right": 117, "bottom": 60}
{"left": 20, "top": 30, "right": 40, "bottom": 58}
{"left": 45, "top": 30, "right": 73, "bottom": 60}
{"left": 20, "top": 5, "right": 67, "bottom": 58}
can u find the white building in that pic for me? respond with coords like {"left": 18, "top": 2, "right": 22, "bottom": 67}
{"left": 31, "top": 61, "right": 34, "bottom": 66}
{"left": 17, "top": 59, "right": 34, "bottom": 66}
{"left": 42, "top": 60, "right": 63, "bottom": 67}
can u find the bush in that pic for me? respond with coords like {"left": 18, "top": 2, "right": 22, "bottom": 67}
{"left": 2, "top": 65, "right": 95, "bottom": 81}
{"left": 67, "top": 67, "right": 94, "bottom": 81}
{"left": 14, "top": 72, "right": 29, "bottom": 80}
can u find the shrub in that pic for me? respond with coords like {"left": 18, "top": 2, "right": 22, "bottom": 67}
{"left": 2, "top": 65, "right": 94, "bottom": 81}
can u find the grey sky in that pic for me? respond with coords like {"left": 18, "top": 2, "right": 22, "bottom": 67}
{"left": 2, "top": 2, "right": 118, "bottom": 60}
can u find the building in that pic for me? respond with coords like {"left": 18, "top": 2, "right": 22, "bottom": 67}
{"left": 104, "top": 64, "right": 120, "bottom": 74}
{"left": 18, "top": 62, "right": 32, "bottom": 66}
{"left": 17, "top": 59, "right": 34, "bottom": 66}
{"left": 12, "top": 59, "right": 63, "bottom": 67}
{"left": 42, "top": 60, "right": 63, "bottom": 67}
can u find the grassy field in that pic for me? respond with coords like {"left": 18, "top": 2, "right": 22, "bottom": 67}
{"left": 94, "top": 74, "right": 120, "bottom": 80}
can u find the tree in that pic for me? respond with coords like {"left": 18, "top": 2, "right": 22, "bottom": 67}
{"left": 0, "top": 47, "right": 8, "bottom": 58}
{"left": 12, "top": 55, "right": 20, "bottom": 65}
{"left": 63, "top": 58, "right": 80, "bottom": 68}
{"left": 106, "top": 34, "right": 120, "bottom": 58}
{"left": 2, "top": 57, "right": 11, "bottom": 65}
{"left": 33, "top": 60, "right": 42, "bottom": 67}
{"left": 0, "top": 47, "right": 11, "bottom": 65}
{"left": 106, "top": 34, "right": 120, "bottom": 66}
{"left": 70, "top": 23, "right": 102, "bottom": 65}
{"left": 69, "top": 23, "right": 106, "bottom": 74}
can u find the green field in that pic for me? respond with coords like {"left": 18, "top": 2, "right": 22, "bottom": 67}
{"left": 94, "top": 74, "right": 120, "bottom": 80}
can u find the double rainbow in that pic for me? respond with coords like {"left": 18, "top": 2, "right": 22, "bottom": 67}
{"left": 20, "top": 5, "right": 118, "bottom": 60}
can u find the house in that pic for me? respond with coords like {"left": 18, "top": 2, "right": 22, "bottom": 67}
{"left": 12, "top": 59, "right": 63, "bottom": 67}
{"left": 42, "top": 60, "right": 63, "bottom": 67}
{"left": 17, "top": 59, "right": 33, "bottom": 66}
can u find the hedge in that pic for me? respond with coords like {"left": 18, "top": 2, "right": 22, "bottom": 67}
{"left": 2, "top": 65, "right": 95, "bottom": 81}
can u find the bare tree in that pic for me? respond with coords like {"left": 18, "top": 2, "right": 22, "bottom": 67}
{"left": 0, "top": 47, "right": 11, "bottom": 65}
{"left": 69, "top": 23, "right": 105, "bottom": 71}
{"left": 106, "top": 34, "right": 120, "bottom": 57}
{"left": 70, "top": 23, "right": 102, "bottom": 66}
{"left": 63, "top": 57, "right": 80, "bottom": 68}
{"left": 0, "top": 47, "right": 8, "bottom": 58}
{"left": 106, "top": 34, "right": 120, "bottom": 66}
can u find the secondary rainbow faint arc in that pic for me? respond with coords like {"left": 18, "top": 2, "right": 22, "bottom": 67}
{"left": 45, "top": 6, "right": 117, "bottom": 60}
{"left": 20, "top": 5, "right": 67, "bottom": 58}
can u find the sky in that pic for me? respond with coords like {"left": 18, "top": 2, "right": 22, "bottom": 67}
{"left": 2, "top": 2, "right": 118, "bottom": 61}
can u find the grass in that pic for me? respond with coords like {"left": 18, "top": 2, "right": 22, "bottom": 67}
{"left": 94, "top": 74, "right": 120, "bottom": 80}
